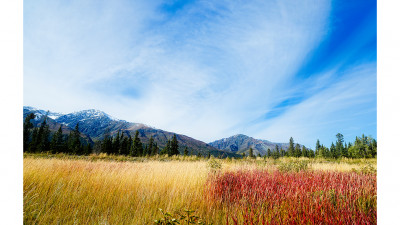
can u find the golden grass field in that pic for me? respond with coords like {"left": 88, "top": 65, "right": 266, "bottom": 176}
{"left": 23, "top": 155, "right": 376, "bottom": 224}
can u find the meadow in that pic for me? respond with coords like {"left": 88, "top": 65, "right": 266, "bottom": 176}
{"left": 23, "top": 154, "right": 376, "bottom": 224}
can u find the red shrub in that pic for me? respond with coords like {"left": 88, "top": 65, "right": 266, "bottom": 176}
{"left": 206, "top": 170, "right": 376, "bottom": 224}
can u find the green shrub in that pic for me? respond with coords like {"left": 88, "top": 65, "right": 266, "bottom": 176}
{"left": 278, "top": 160, "right": 309, "bottom": 172}
{"left": 207, "top": 157, "right": 222, "bottom": 172}
{"left": 154, "top": 208, "right": 210, "bottom": 225}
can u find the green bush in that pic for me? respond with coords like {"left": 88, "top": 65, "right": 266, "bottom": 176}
{"left": 278, "top": 160, "right": 309, "bottom": 172}
{"left": 207, "top": 157, "right": 222, "bottom": 172}
{"left": 154, "top": 208, "right": 210, "bottom": 225}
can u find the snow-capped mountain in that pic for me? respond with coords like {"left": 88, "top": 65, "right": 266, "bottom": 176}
{"left": 23, "top": 106, "right": 237, "bottom": 157}
{"left": 23, "top": 106, "right": 64, "bottom": 121}
{"left": 55, "top": 109, "right": 120, "bottom": 127}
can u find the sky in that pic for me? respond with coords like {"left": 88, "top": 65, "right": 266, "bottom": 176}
{"left": 23, "top": 0, "right": 377, "bottom": 148}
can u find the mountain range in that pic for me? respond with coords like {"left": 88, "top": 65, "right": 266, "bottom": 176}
{"left": 23, "top": 106, "right": 300, "bottom": 156}
{"left": 209, "top": 134, "right": 298, "bottom": 156}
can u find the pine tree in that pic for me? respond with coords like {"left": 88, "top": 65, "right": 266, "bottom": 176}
{"left": 152, "top": 143, "right": 159, "bottom": 155}
{"left": 288, "top": 137, "right": 295, "bottom": 157}
{"left": 148, "top": 136, "right": 154, "bottom": 156}
{"left": 301, "top": 146, "right": 307, "bottom": 157}
{"left": 335, "top": 133, "right": 344, "bottom": 158}
{"left": 161, "top": 140, "right": 170, "bottom": 155}
{"left": 267, "top": 148, "right": 271, "bottom": 158}
{"left": 280, "top": 147, "right": 285, "bottom": 157}
{"left": 184, "top": 147, "right": 189, "bottom": 156}
{"left": 113, "top": 131, "right": 121, "bottom": 155}
{"left": 249, "top": 148, "right": 254, "bottom": 158}
{"left": 315, "top": 139, "right": 321, "bottom": 157}
{"left": 29, "top": 127, "right": 39, "bottom": 152}
{"left": 120, "top": 135, "right": 129, "bottom": 155}
{"left": 308, "top": 149, "right": 315, "bottom": 158}
{"left": 272, "top": 145, "right": 279, "bottom": 159}
{"left": 36, "top": 116, "right": 50, "bottom": 152}
{"left": 344, "top": 142, "right": 348, "bottom": 158}
{"left": 23, "top": 113, "right": 35, "bottom": 152}
{"left": 101, "top": 129, "right": 112, "bottom": 154}
{"left": 330, "top": 143, "right": 336, "bottom": 158}
{"left": 71, "top": 123, "right": 82, "bottom": 155}
{"left": 132, "top": 130, "right": 143, "bottom": 156}
{"left": 127, "top": 135, "right": 133, "bottom": 154}
{"left": 294, "top": 144, "right": 301, "bottom": 157}
{"left": 170, "top": 134, "right": 179, "bottom": 156}
{"left": 50, "top": 125, "right": 63, "bottom": 154}
{"left": 84, "top": 143, "right": 92, "bottom": 155}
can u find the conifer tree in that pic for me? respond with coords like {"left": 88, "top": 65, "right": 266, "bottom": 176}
{"left": 267, "top": 148, "right": 271, "bottom": 158}
{"left": 23, "top": 113, "right": 35, "bottom": 152}
{"left": 113, "top": 131, "right": 121, "bottom": 155}
{"left": 184, "top": 147, "right": 189, "bottom": 156}
{"left": 84, "top": 143, "right": 92, "bottom": 155}
{"left": 335, "top": 133, "right": 344, "bottom": 158}
{"left": 50, "top": 125, "right": 63, "bottom": 154}
{"left": 71, "top": 123, "right": 82, "bottom": 154}
{"left": 148, "top": 136, "right": 154, "bottom": 155}
{"left": 280, "top": 147, "right": 285, "bottom": 157}
{"left": 272, "top": 145, "right": 279, "bottom": 159}
{"left": 330, "top": 143, "right": 336, "bottom": 158}
{"left": 315, "top": 139, "right": 321, "bottom": 157}
{"left": 120, "top": 135, "right": 129, "bottom": 155}
{"left": 294, "top": 144, "right": 301, "bottom": 157}
{"left": 301, "top": 146, "right": 307, "bottom": 157}
{"left": 30, "top": 127, "right": 39, "bottom": 152}
{"left": 36, "top": 116, "right": 50, "bottom": 152}
{"left": 170, "top": 134, "right": 179, "bottom": 155}
{"left": 161, "top": 140, "right": 170, "bottom": 155}
{"left": 101, "top": 129, "right": 113, "bottom": 154}
{"left": 308, "top": 149, "right": 315, "bottom": 158}
{"left": 288, "top": 137, "right": 295, "bottom": 157}
{"left": 152, "top": 143, "right": 159, "bottom": 155}
{"left": 128, "top": 135, "right": 133, "bottom": 153}
{"left": 249, "top": 148, "right": 254, "bottom": 158}
{"left": 132, "top": 130, "right": 143, "bottom": 156}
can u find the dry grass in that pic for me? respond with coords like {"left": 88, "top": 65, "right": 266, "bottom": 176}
{"left": 24, "top": 158, "right": 210, "bottom": 224}
{"left": 23, "top": 155, "right": 376, "bottom": 224}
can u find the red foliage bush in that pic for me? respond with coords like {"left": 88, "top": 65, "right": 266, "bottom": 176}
{"left": 206, "top": 170, "right": 376, "bottom": 224}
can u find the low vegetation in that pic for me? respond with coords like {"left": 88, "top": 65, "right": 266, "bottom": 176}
{"left": 24, "top": 154, "right": 376, "bottom": 224}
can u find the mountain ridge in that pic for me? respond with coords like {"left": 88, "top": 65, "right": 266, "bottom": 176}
{"left": 23, "top": 106, "right": 237, "bottom": 157}
{"left": 209, "top": 134, "right": 304, "bottom": 156}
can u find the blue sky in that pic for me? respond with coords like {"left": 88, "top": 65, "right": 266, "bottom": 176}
{"left": 24, "top": 0, "right": 376, "bottom": 148}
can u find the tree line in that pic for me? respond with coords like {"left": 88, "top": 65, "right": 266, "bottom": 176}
{"left": 23, "top": 113, "right": 91, "bottom": 154}
{"left": 245, "top": 133, "right": 377, "bottom": 159}
{"left": 23, "top": 113, "right": 182, "bottom": 156}
{"left": 24, "top": 113, "right": 377, "bottom": 159}
{"left": 99, "top": 129, "right": 180, "bottom": 157}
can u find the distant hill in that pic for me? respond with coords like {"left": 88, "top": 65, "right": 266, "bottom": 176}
{"left": 23, "top": 106, "right": 237, "bottom": 157}
{"left": 209, "top": 134, "right": 304, "bottom": 156}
